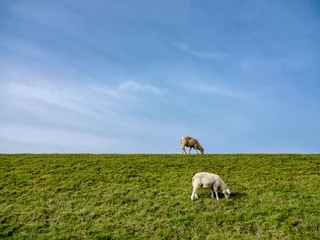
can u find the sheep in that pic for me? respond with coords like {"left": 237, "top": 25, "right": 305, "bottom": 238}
{"left": 180, "top": 136, "right": 204, "bottom": 154}
{"left": 191, "top": 172, "right": 231, "bottom": 200}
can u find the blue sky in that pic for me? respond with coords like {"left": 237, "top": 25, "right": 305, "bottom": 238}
{"left": 1, "top": 0, "right": 320, "bottom": 153}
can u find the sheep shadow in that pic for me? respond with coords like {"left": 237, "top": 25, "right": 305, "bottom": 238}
{"left": 195, "top": 191, "right": 247, "bottom": 200}
{"left": 215, "top": 192, "right": 247, "bottom": 200}
{"left": 229, "top": 191, "right": 247, "bottom": 199}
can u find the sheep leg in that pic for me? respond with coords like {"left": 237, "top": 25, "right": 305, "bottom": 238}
{"left": 191, "top": 190, "right": 198, "bottom": 200}
{"left": 215, "top": 191, "right": 219, "bottom": 200}
{"left": 188, "top": 147, "right": 192, "bottom": 154}
{"left": 182, "top": 146, "right": 187, "bottom": 154}
{"left": 191, "top": 188, "right": 199, "bottom": 200}
{"left": 191, "top": 181, "right": 200, "bottom": 200}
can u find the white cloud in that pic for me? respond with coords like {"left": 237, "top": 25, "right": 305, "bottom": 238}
{"left": 2, "top": 67, "right": 164, "bottom": 115}
{"left": 88, "top": 80, "right": 163, "bottom": 98}
{"left": 240, "top": 56, "right": 312, "bottom": 71}
{"left": 184, "top": 83, "right": 245, "bottom": 98}
{"left": 189, "top": 50, "right": 227, "bottom": 59}
{"left": 5, "top": 82, "right": 93, "bottom": 114}
{"left": 0, "top": 69, "right": 191, "bottom": 153}
{"left": 173, "top": 42, "right": 228, "bottom": 60}
{"left": 118, "top": 80, "right": 162, "bottom": 94}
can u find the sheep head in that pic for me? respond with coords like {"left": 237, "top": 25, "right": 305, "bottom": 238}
{"left": 199, "top": 146, "right": 204, "bottom": 154}
{"left": 223, "top": 188, "right": 231, "bottom": 199}
{"left": 194, "top": 143, "right": 204, "bottom": 154}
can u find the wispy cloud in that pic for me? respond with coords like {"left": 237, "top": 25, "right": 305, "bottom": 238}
{"left": 0, "top": 69, "right": 190, "bottom": 153}
{"left": 87, "top": 80, "right": 163, "bottom": 104}
{"left": 1, "top": 0, "right": 319, "bottom": 153}
{"left": 173, "top": 42, "right": 228, "bottom": 60}
{"left": 240, "top": 56, "right": 312, "bottom": 71}
{"left": 118, "top": 80, "right": 162, "bottom": 94}
{"left": 184, "top": 83, "right": 245, "bottom": 98}
{"left": 2, "top": 70, "right": 164, "bottom": 118}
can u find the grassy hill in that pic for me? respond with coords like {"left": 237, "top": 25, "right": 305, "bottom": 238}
{"left": 1, "top": 154, "right": 319, "bottom": 239}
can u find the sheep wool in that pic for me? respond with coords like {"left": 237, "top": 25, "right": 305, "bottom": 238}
{"left": 180, "top": 136, "right": 204, "bottom": 154}
{"left": 191, "top": 172, "right": 231, "bottom": 200}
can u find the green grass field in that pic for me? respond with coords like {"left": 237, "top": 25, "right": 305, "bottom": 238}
{"left": 1, "top": 154, "right": 319, "bottom": 239}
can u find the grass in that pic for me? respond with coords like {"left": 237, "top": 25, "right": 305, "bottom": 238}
{"left": 0, "top": 154, "right": 319, "bottom": 239}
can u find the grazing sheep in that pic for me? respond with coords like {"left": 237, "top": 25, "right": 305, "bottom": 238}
{"left": 180, "top": 136, "right": 204, "bottom": 154}
{"left": 191, "top": 172, "right": 231, "bottom": 200}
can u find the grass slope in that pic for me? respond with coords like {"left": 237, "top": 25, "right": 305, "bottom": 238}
{"left": 0, "top": 154, "right": 319, "bottom": 239}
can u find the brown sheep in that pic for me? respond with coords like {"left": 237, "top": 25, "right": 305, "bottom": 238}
{"left": 180, "top": 136, "right": 204, "bottom": 154}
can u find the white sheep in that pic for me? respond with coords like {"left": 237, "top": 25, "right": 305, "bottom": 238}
{"left": 180, "top": 136, "right": 204, "bottom": 154}
{"left": 191, "top": 172, "right": 231, "bottom": 200}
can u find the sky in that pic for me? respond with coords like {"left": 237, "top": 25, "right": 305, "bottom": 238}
{"left": 1, "top": 0, "right": 320, "bottom": 153}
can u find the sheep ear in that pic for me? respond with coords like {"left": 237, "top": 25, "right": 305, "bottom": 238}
{"left": 227, "top": 188, "right": 231, "bottom": 194}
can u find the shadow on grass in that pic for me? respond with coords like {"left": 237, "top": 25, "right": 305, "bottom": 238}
{"left": 230, "top": 191, "right": 247, "bottom": 199}
{"left": 196, "top": 191, "right": 247, "bottom": 200}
